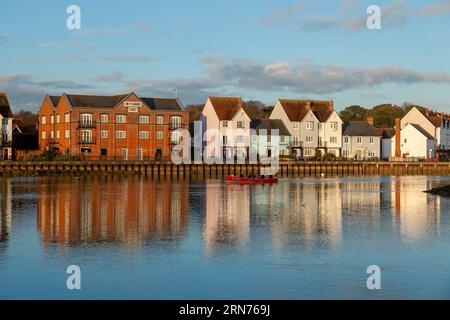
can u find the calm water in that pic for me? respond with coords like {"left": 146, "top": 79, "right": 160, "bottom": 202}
{"left": 0, "top": 175, "right": 450, "bottom": 300}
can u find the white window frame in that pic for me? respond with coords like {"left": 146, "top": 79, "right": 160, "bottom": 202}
{"left": 116, "top": 114, "right": 126, "bottom": 124}
{"left": 41, "top": 116, "right": 47, "bottom": 125}
{"left": 306, "top": 121, "right": 314, "bottom": 130}
{"left": 156, "top": 131, "right": 164, "bottom": 140}
{"left": 65, "top": 129, "right": 70, "bottom": 139}
{"left": 101, "top": 114, "right": 108, "bottom": 123}
{"left": 156, "top": 116, "right": 164, "bottom": 125}
{"left": 116, "top": 130, "right": 126, "bottom": 139}
{"left": 139, "top": 131, "right": 149, "bottom": 139}
{"left": 139, "top": 115, "right": 149, "bottom": 124}
{"left": 101, "top": 130, "right": 108, "bottom": 139}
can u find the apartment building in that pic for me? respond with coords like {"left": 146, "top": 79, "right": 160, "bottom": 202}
{"left": 201, "top": 96, "right": 251, "bottom": 160}
{"left": 0, "top": 93, "right": 13, "bottom": 160}
{"left": 38, "top": 92, "right": 188, "bottom": 161}
{"left": 270, "top": 99, "right": 342, "bottom": 158}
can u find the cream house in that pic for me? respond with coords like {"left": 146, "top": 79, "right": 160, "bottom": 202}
{"left": 0, "top": 93, "right": 14, "bottom": 160}
{"left": 391, "top": 123, "right": 436, "bottom": 159}
{"left": 401, "top": 107, "right": 450, "bottom": 159}
{"left": 270, "top": 99, "right": 342, "bottom": 158}
{"left": 201, "top": 96, "right": 251, "bottom": 160}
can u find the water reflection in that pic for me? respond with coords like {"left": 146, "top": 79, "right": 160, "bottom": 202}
{"left": 0, "top": 179, "right": 12, "bottom": 242}
{"left": 37, "top": 177, "right": 189, "bottom": 247}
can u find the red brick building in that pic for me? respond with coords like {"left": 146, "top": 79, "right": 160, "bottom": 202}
{"left": 38, "top": 92, "right": 188, "bottom": 161}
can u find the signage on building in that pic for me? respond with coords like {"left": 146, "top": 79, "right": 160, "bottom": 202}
{"left": 125, "top": 101, "right": 141, "bottom": 112}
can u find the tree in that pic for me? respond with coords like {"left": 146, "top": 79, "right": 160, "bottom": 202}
{"left": 243, "top": 100, "right": 267, "bottom": 119}
{"left": 185, "top": 104, "right": 204, "bottom": 122}
{"left": 13, "top": 110, "right": 38, "bottom": 126}
{"left": 366, "top": 104, "right": 406, "bottom": 128}
{"left": 339, "top": 105, "right": 368, "bottom": 121}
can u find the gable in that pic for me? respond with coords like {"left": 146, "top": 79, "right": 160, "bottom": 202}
{"left": 208, "top": 96, "right": 244, "bottom": 121}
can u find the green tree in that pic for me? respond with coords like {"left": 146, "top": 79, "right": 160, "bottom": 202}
{"left": 185, "top": 104, "right": 204, "bottom": 122}
{"left": 366, "top": 104, "right": 406, "bottom": 128}
{"left": 339, "top": 105, "right": 368, "bottom": 121}
{"left": 13, "top": 110, "right": 38, "bottom": 126}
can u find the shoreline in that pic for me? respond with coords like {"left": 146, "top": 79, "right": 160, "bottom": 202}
{"left": 1, "top": 161, "right": 449, "bottom": 177}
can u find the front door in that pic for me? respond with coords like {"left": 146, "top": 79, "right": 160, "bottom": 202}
{"left": 155, "top": 149, "right": 162, "bottom": 160}
{"left": 122, "top": 148, "right": 128, "bottom": 161}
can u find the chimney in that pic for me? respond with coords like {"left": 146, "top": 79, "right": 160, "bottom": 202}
{"left": 367, "top": 116, "right": 374, "bottom": 126}
{"left": 395, "top": 117, "right": 401, "bottom": 158}
{"left": 329, "top": 99, "right": 334, "bottom": 110}
{"left": 238, "top": 97, "right": 243, "bottom": 109}
{"left": 306, "top": 100, "right": 311, "bottom": 109}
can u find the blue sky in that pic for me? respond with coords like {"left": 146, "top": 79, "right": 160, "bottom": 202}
{"left": 1, "top": 0, "right": 450, "bottom": 112}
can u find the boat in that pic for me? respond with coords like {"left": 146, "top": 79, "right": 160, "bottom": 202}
{"left": 225, "top": 175, "right": 279, "bottom": 183}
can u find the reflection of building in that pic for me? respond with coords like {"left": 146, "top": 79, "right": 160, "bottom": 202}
{"left": 37, "top": 176, "right": 189, "bottom": 247}
{"left": 267, "top": 181, "right": 343, "bottom": 251}
{"left": 0, "top": 178, "right": 12, "bottom": 242}
{"left": 204, "top": 181, "right": 250, "bottom": 252}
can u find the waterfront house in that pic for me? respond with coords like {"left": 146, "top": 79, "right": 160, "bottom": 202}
{"left": 250, "top": 119, "right": 291, "bottom": 158}
{"left": 200, "top": 96, "right": 251, "bottom": 160}
{"left": 390, "top": 123, "right": 436, "bottom": 159}
{"left": 269, "top": 99, "right": 342, "bottom": 158}
{"left": 12, "top": 125, "right": 39, "bottom": 160}
{"left": 342, "top": 121, "right": 381, "bottom": 160}
{"left": 0, "top": 93, "right": 13, "bottom": 160}
{"left": 38, "top": 92, "right": 188, "bottom": 161}
{"left": 400, "top": 107, "right": 450, "bottom": 160}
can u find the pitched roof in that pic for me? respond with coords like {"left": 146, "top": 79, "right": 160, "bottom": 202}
{"left": 140, "top": 98, "right": 183, "bottom": 111}
{"left": 49, "top": 96, "right": 61, "bottom": 107}
{"left": 415, "top": 107, "right": 449, "bottom": 128}
{"left": 0, "top": 93, "right": 13, "bottom": 118}
{"left": 250, "top": 119, "right": 291, "bottom": 136}
{"left": 409, "top": 123, "right": 435, "bottom": 140}
{"left": 343, "top": 121, "right": 378, "bottom": 136}
{"left": 65, "top": 93, "right": 129, "bottom": 109}
{"left": 277, "top": 99, "right": 334, "bottom": 122}
{"left": 208, "top": 96, "right": 243, "bottom": 121}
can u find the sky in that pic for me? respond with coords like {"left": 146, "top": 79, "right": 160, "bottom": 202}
{"left": 0, "top": 0, "right": 450, "bottom": 113}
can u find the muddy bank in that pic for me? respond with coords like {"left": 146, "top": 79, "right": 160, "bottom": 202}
{"left": 425, "top": 185, "right": 450, "bottom": 197}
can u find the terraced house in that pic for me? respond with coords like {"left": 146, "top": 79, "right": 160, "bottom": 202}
{"left": 38, "top": 92, "right": 188, "bottom": 161}
{"left": 270, "top": 99, "right": 342, "bottom": 158}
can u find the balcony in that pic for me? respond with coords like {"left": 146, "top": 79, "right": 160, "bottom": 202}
{"left": 171, "top": 138, "right": 183, "bottom": 145}
{"left": 78, "top": 120, "right": 97, "bottom": 128}
{"left": 290, "top": 141, "right": 303, "bottom": 147}
{"left": 78, "top": 137, "right": 97, "bottom": 145}
{"left": 169, "top": 123, "right": 184, "bottom": 130}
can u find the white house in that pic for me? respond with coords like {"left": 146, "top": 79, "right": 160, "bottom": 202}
{"left": 401, "top": 106, "right": 450, "bottom": 159}
{"left": 391, "top": 123, "right": 436, "bottom": 159}
{"left": 250, "top": 119, "right": 291, "bottom": 158}
{"left": 270, "top": 99, "right": 342, "bottom": 158}
{"left": 376, "top": 128, "right": 395, "bottom": 160}
{"left": 0, "top": 93, "right": 13, "bottom": 160}
{"left": 201, "top": 96, "right": 251, "bottom": 160}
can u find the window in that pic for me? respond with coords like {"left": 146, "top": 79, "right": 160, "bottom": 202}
{"left": 101, "top": 114, "right": 108, "bottom": 123}
{"left": 370, "top": 137, "right": 374, "bottom": 144}
{"left": 42, "top": 131, "right": 46, "bottom": 139}
{"left": 236, "top": 135, "right": 245, "bottom": 143}
{"left": 139, "top": 116, "right": 149, "bottom": 124}
{"left": 138, "top": 148, "right": 143, "bottom": 161}
{"left": 65, "top": 130, "right": 70, "bottom": 139}
{"left": 171, "top": 131, "right": 181, "bottom": 144}
{"left": 357, "top": 137, "right": 362, "bottom": 144}
{"left": 101, "top": 130, "right": 108, "bottom": 139}
{"left": 116, "top": 131, "right": 126, "bottom": 139}
{"left": 404, "top": 139, "right": 407, "bottom": 143}
{"left": 223, "top": 136, "right": 228, "bottom": 145}
{"left": 170, "top": 116, "right": 182, "bottom": 129}
{"left": 80, "top": 130, "right": 92, "bottom": 143}
{"left": 122, "top": 148, "right": 128, "bottom": 161}
{"left": 50, "top": 131, "right": 54, "bottom": 139}
{"left": 41, "top": 116, "right": 46, "bottom": 125}
{"left": 306, "top": 121, "right": 314, "bottom": 130}
{"left": 330, "top": 122, "right": 338, "bottom": 131}
{"left": 156, "top": 131, "right": 164, "bottom": 140}
{"left": 56, "top": 130, "right": 60, "bottom": 139}
{"left": 330, "top": 136, "right": 337, "bottom": 144}
{"left": 306, "top": 136, "right": 313, "bottom": 143}
{"left": 293, "top": 122, "right": 299, "bottom": 129}
{"left": 281, "top": 136, "right": 286, "bottom": 143}
{"left": 344, "top": 137, "right": 349, "bottom": 144}
{"left": 156, "top": 116, "right": 164, "bottom": 125}
{"left": 237, "top": 121, "right": 244, "bottom": 128}
{"left": 139, "top": 131, "right": 149, "bottom": 139}
{"left": 116, "top": 115, "right": 126, "bottom": 124}
{"left": 65, "top": 113, "right": 70, "bottom": 123}
{"left": 56, "top": 114, "right": 60, "bottom": 124}
{"left": 223, "top": 121, "right": 229, "bottom": 128}
{"left": 80, "top": 113, "right": 93, "bottom": 126}
{"left": 101, "top": 148, "right": 107, "bottom": 156}
{"left": 51, "top": 115, "right": 54, "bottom": 124}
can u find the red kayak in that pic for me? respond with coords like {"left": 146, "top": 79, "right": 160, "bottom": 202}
{"left": 225, "top": 176, "right": 279, "bottom": 183}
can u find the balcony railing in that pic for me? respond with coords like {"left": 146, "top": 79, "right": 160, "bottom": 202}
{"left": 169, "top": 123, "right": 184, "bottom": 130}
{"left": 171, "top": 138, "right": 183, "bottom": 145}
{"left": 290, "top": 141, "right": 303, "bottom": 147}
{"left": 78, "top": 120, "right": 97, "bottom": 128}
{"left": 78, "top": 137, "right": 97, "bottom": 144}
